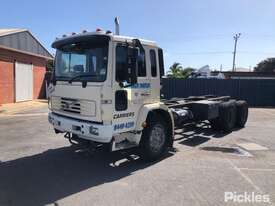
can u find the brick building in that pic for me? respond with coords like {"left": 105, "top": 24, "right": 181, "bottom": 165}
{"left": 0, "top": 29, "right": 53, "bottom": 104}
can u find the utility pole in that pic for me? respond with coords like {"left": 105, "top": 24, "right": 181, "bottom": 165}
{"left": 232, "top": 33, "right": 241, "bottom": 71}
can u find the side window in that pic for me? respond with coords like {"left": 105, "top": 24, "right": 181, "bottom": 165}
{"left": 150, "top": 50, "right": 157, "bottom": 77}
{"left": 138, "top": 50, "right": 146, "bottom": 77}
{"left": 158, "top": 49, "right": 165, "bottom": 77}
{"left": 116, "top": 45, "right": 127, "bottom": 82}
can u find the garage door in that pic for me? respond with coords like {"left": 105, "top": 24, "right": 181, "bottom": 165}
{"left": 15, "top": 62, "right": 33, "bottom": 102}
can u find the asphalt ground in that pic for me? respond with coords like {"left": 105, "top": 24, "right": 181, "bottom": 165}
{"left": 0, "top": 104, "right": 274, "bottom": 206}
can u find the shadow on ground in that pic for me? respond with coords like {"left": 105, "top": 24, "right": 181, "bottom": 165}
{"left": 174, "top": 123, "right": 241, "bottom": 147}
{"left": 0, "top": 146, "right": 173, "bottom": 206}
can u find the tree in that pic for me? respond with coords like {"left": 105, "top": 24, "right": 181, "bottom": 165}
{"left": 254, "top": 58, "right": 275, "bottom": 72}
{"left": 167, "top": 63, "right": 195, "bottom": 78}
{"left": 180, "top": 67, "right": 195, "bottom": 78}
{"left": 167, "top": 62, "right": 183, "bottom": 78}
{"left": 46, "top": 59, "right": 54, "bottom": 72}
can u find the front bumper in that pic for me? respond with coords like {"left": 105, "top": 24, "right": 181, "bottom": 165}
{"left": 48, "top": 112, "right": 113, "bottom": 143}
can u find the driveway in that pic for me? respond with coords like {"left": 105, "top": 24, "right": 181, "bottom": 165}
{"left": 0, "top": 105, "right": 274, "bottom": 206}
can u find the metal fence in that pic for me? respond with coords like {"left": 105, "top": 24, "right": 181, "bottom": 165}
{"left": 161, "top": 78, "right": 275, "bottom": 107}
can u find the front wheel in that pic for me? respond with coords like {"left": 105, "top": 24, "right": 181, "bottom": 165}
{"left": 139, "top": 114, "right": 168, "bottom": 161}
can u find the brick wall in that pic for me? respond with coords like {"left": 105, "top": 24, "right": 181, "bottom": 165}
{"left": 33, "top": 65, "right": 46, "bottom": 99}
{"left": 0, "top": 59, "right": 14, "bottom": 104}
{"left": 0, "top": 48, "right": 48, "bottom": 104}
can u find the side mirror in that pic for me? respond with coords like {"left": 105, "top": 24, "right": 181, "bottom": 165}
{"left": 50, "top": 70, "right": 56, "bottom": 86}
{"left": 128, "top": 47, "right": 138, "bottom": 85}
{"left": 119, "top": 47, "right": 137, "bottom": 87}
{"left": 128, "top": 59, "right": 137, "bottom": 85}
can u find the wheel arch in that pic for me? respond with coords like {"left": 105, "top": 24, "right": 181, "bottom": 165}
{"left": 136, "top": 103, "right": 174, "bottom": 147}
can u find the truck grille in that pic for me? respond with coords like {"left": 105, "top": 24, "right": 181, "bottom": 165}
{"left": 51, "top": 96, "right": 96, "bottom": 116}
{"left": 61, "top": 97, "right": 81, "bottom": 114}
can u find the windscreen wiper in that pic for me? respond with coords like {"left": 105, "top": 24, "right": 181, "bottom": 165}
{"left": 68, "top": 74, "right": 96, "bottom": 83}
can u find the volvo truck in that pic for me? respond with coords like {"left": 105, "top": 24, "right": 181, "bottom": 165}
{"left": 48, "top": 20, "right": 248, "bottom": 161}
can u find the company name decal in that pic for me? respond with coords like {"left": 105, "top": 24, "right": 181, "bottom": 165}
{"left": 131, "top": 83, "right": 151, "bottom": 89}
{"left": 114, "top": 121, "right": 135, "bottom": 131}
{"left": 113, "top": 112, "right": 135, "bottom": 119}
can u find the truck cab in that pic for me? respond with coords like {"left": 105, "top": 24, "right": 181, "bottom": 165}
{"left": 48, "top": 29, "right": 174, "bottom": 160}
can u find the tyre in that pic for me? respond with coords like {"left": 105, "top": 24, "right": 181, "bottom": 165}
{"left": 235, "top": 100, "right": 248, "bottom": 127}
{"left": 219, "top": 100, "right": 237, "bottom": 132}
{"left": 210, "top": 118, "right": 221, "bottom": 131}
{"left": 139, "top": 114, "right": 168, "bottom": 161}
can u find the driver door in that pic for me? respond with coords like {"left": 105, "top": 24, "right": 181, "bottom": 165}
{"left": 112, "top": 43, "right": 149, "bottom": 133}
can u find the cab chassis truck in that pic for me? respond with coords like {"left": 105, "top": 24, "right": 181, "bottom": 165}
{"left": 48, "top": 22, "right": 248, "bottom": 161}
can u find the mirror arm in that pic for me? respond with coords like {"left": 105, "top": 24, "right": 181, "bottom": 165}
{"left": 119, "top": 81, "right": 136, "bottom": 88}
{"left": 51, "top": 69, "right": 57, "bottom": 86}
{"left": 132, "top": 39, "right": 144, "bottom": 53}
{"left": 123, "top": 82, "right": 135, "bottom": 88}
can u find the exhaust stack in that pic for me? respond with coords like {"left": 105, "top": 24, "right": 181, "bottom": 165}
{"left": 115, "top": 17, "right": 120, "bottom": 35}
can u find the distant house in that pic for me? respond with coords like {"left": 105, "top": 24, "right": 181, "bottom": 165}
{"left": 189, "top": 65, "right": 225, "bottom": 79}
{"left": 211, "top": 71, "right": 275, "bottom": 79}
{"left": 0, "top": 29, "right": 53, "bottom": 104}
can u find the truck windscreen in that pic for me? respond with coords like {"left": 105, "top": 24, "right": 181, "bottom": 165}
{"left": 55, "top": 40, "right": 108, "bottom": 82}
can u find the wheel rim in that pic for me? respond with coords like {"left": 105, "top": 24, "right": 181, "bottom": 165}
{"left": 149, "top": 124, "right": 166, "bottom": 154}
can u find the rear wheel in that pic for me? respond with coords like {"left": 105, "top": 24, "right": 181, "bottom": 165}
{"left": 219, "top": 100, "right": 237, "bottom": 132}
{"left": 210, "top": 118, "right": 220, "bottom": 130}
{"left": 235, "top": 100, "right": 248, "bottom": 127}
{"left": 210, "top": 100, "right": 237, "bottom": 132}
{"left": 140, "top": 114, "right": 168, "bottom": 161}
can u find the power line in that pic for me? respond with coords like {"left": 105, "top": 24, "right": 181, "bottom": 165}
{"left": 167, "top": 51, "right": 275, "bottom": 56}
{"left": 171, "top": 51, "right": 231, "bottom": 55}
{"left": 160, "top": 33, "right": 275, "bottom": 43}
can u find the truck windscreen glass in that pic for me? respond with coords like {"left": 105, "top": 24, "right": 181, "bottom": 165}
{"left": 55, "top": 40, "right": 108, "bottom": 82}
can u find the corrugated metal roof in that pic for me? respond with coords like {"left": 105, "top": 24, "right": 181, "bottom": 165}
{"left": 0, "top": 28, "right": 53, "bottom": 59}
{"left": 0, "top": 29, "right": 27, "bottom": 37}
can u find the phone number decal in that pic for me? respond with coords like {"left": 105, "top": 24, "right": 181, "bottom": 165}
{"left": 114, "top": 121, "right": 135, "bottom": 131}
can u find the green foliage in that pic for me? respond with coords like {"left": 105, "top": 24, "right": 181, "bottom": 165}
{"left": 46, "top": 59, "right": 54, "bottom": 72}
{"left": 254, "top": 58, "right": 275, "bottom": 72}
{"left": 167, "top": 63, "right": 183, "bottom": 78}
{"left": 180, "top": 67, "right": 195, "bottom": 78}
{"left": 167, "top": 63, "right": 195, "bottom": 78}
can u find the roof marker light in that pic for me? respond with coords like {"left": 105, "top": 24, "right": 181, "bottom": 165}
{"left": 62, "top": 34, "right": 67, "bottom": 38}
{"left": 96, "top": 28, "right": 102, "bottom": 32}
{"left": 82, "top": 30, "right": 88, "bottom": 33}
{"left": 71, "top": 32, "right": 76, "bottom": 35}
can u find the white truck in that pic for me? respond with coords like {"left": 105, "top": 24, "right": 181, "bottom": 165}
{"left": 48, "top": 20, "right": 248, "bottom": 161}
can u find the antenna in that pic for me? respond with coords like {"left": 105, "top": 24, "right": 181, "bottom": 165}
{"left": 115, "top": 17, "right": 120, "bottom": 35}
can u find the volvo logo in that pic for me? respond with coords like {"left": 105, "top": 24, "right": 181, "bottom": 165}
{"left": 63, "top": 102, "right": 70, "bottom": 109}
{"left": 62, "top": 100, "right": 78, "bottom": 109}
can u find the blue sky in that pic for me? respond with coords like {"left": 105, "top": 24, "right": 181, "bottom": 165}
{"left": 1, "top": 0, "right": 275, "bottom": 71}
